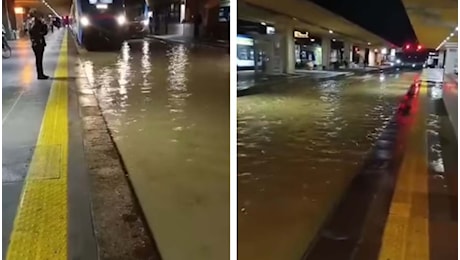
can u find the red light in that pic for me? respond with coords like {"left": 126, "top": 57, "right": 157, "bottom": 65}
{"left": 417, "top": 45, "right": 422, "bottom": 50}
{"left": 405, "top": 44, "right": 410, "bottom": 49}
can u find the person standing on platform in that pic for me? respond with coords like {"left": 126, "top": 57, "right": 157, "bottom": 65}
{"left": 49, "top": 20, "right": 54, "bottom": 33}
{"left": 149, "top": 15, "right": 154, "bottom": 35}
{"left": 194, "top": 13, "right": 202, "bottom": 39}
{"left": 29, "top": 10, "right": 49, "bottom": 80}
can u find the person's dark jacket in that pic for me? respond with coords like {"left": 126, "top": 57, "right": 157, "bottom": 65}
{"left": 29, "top": 19, "right": 48, "bottom": 47}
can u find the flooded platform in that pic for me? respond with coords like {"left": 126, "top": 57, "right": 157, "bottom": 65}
{"left": 237, "top": 71, "right": 457, "bottom": 260}
{"left": 77, "top": 39, "right": 230, "bottom": 260}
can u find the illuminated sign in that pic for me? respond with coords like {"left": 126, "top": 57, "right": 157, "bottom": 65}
{"left": 14, "top": 7, "right": 25, "bottom": 14}
{"left": 237, "top": 35, "right": 253, "bottom": 46}
{"left": 266, "top": 26, "right": 275, "bottom": 35}
{"left": 294, "top": 31, "right": 308, "bottom": 38}
{"left": 220, "top": 0, "right": 231, "bottom": 7}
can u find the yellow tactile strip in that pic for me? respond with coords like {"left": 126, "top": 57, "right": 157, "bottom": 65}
{"left": 7, "top": 32, "right": 69, "bottom": 260}
{"left": 378, "top": 82, "right": 429, "bottom": 260}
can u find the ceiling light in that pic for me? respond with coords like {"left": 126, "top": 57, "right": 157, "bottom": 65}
{"left": 310, "top": 38, "right": 315, "bottom": 42}
{"left": 328, "top": 30, "right": 333, "bottom": 34}
{"left": 450, "top": 33, "right": 454, "bottom": 37}
{"left": 261, "top": 22, "right": 266, "bottom": 26}
{"left": 332, "top": 38, "right": 336, "bottom": 41}
{"left": 14, "top": 7, "right": 25, "bottom": 14}
{"left": 367, "top": 42, "right": 371, "bottom": 45}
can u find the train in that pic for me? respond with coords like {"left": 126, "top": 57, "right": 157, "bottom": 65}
{"left": 70, "top": 0, "right": 149, "bottom": 51}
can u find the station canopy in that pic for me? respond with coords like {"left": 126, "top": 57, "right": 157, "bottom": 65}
{"left": 14, "top": 0, "right": 71, "bottom": 17}
{"left": 239, "top": 0, "right": 393, "bottom": 47}
{"left": 401, "top": 0, "right": 457, "bottom": 48}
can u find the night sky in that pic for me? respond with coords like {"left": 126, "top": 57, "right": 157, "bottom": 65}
{"left": 310, "top": 0, "right": 416, "bottom": 47}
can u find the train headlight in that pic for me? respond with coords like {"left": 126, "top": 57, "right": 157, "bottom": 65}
{"left": 142, "top": 19, "right": 149, "bottom": 26}
{"left": 116, "top": 15, "right": 126, "bottom": 25}
{"left": 81, "top": 16, "right": 90, "bottom": 27}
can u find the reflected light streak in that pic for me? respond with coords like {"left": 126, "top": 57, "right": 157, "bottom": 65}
{"left": 117, "top": 43, "right": 131, "bottom": 98}
{"left": 166, "top": 45, "right": 190, "bottom": 119}
{"left": 83, "top": 60, "right": 95, "bottom": 85}
{"left": 141, "top": 41, "right": 152, "bottom": 94}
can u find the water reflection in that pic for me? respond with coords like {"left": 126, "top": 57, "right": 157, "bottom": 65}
{"left": 166, "top": 44, "right": 190, "bottom": 125}
{"left": 237, "top": 72, "right": 417, "bottom": 260}
{"left": 78, "top": 39, "right": 229, "bottom": 260}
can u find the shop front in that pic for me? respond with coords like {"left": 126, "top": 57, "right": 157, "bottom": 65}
{"left": 293, "top": 30, "right": 322, "bottom": 69}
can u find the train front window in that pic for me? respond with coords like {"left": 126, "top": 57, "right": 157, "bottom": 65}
{"left": 82, "top": 0, "right": 123, "bottom": 12}
{"left": 125, "top": 0, "right": 146, "bottom": 20}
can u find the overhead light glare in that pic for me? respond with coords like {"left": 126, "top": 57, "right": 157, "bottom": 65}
{"left": 14, "top": 7, "right": 25, "bottom": 14}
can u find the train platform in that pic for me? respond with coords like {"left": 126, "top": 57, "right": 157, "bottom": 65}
{"left": 3, "top": 27, "right": 230, "bottom": 260}
{"left": 2, "top": 29, "right": 98, "bottom": 259}
{"left": 2, "top": 29, "right": 158, "bottom": 259}
{"left": 303, "top": 77, "right": 458, "bottom": 260}
{"left": 237, "top": 71, "right": 457, "bottom": 260}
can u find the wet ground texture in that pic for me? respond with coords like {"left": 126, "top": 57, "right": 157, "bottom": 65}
{"left": 237, "top": 72, "right": 423, "bottom": 260}
{"left": 77, "top": 38, "right": 230, "bottom": 260}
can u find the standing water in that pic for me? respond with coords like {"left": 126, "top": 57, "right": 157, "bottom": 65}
{"left": 78, "top": 40, "right": 230, "bottom": 260}
{"left": 237, "top": 72, "right": 418, "bottom": 260}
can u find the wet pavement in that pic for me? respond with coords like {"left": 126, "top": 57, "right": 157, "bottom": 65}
{"left": 77, "top": 38, "right": 229, "bottom": 260}
{"left": 237, "top": 71, "right": 420, "bottom": 260}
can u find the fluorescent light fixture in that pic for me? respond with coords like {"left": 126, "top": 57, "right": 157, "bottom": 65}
{"left": 436, "top": 27, "right": 457, "bottom": 50}
{"left": 81, "top": 16, "right": 90, "bottom": 26}
{"left": 116, "top": 15, "right": 126, "bottom": 25}
{"left": 14, "top": 7, "right": 25, "bottom": 14}
{"left": 96, "top": 4, "right": 108, "bottom": 9}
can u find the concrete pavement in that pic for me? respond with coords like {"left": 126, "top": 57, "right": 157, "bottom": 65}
{"left": 2, "top": 29, "right": 98, "bottom": 260}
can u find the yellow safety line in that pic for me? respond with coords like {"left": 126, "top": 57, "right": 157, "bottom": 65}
{"left": 378, "top": 82, "right": 429, "bottom": 260}
{"left": 7, "top": 31, "right": 69, "bottom": 260}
